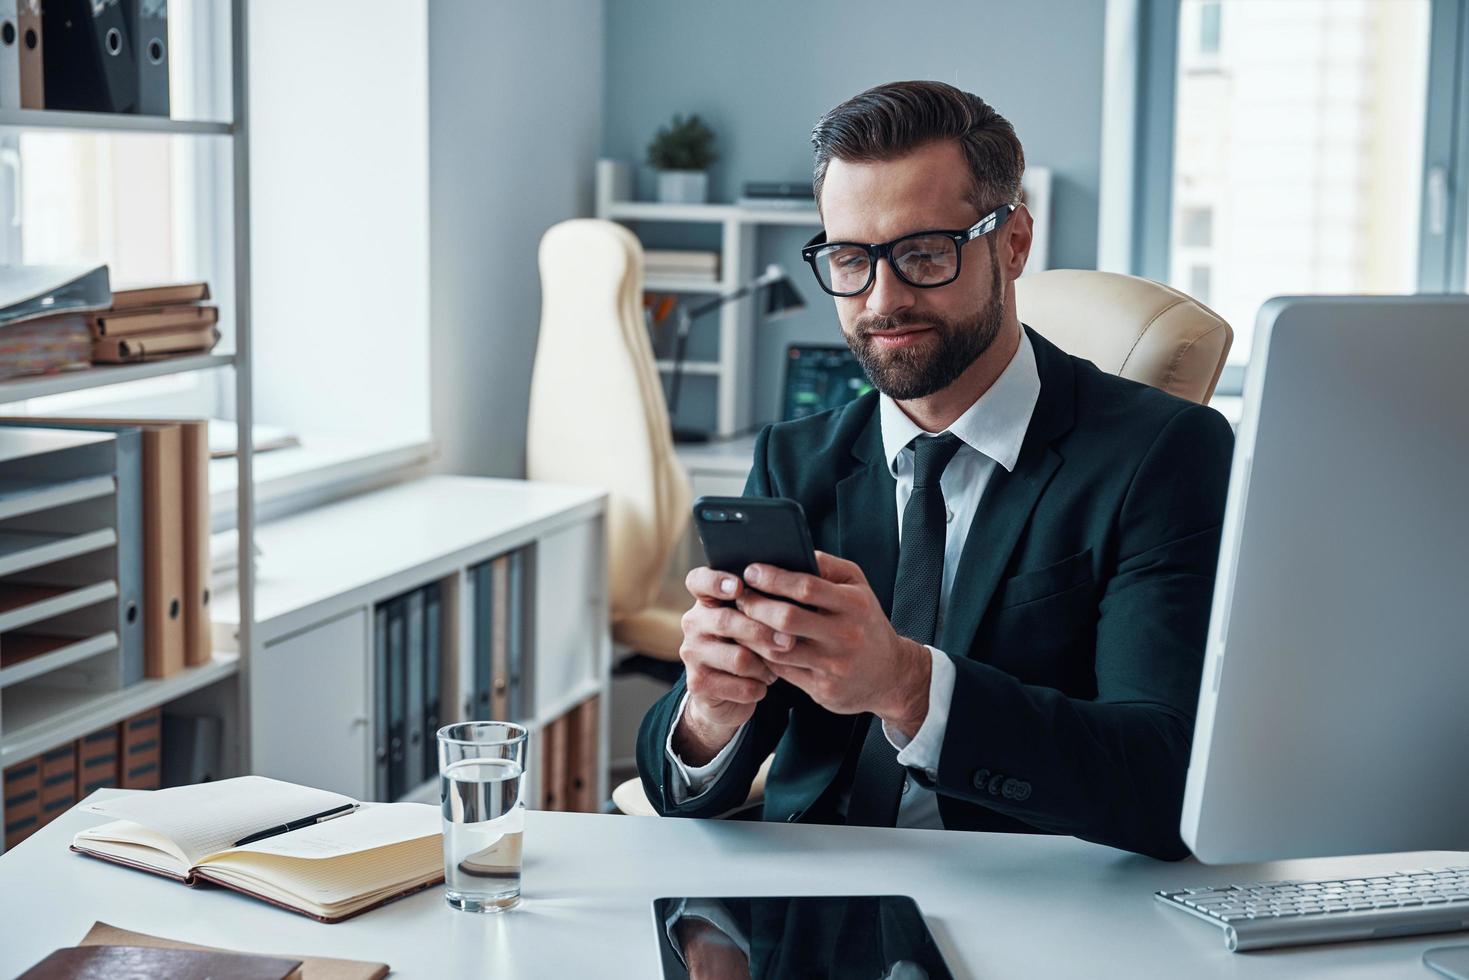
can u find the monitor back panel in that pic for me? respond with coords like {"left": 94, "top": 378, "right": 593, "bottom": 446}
{"left": 1182, "top": 294, "right": 1469, "bottom": 863}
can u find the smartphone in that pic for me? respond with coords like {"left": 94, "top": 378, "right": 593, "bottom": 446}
{"left": 692, "top": 496, "right": 819, "bottom": 581}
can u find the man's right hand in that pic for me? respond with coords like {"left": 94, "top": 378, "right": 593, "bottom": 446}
{"left": 673, "top": 566, "right": 790, "bottom": 766}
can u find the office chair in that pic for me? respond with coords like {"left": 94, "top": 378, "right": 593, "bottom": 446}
{"left": 611, "top": 269, "right": 1233, "bottom": 817}
{"left": 527, "top": 217, "right": 694, "bottom": 693}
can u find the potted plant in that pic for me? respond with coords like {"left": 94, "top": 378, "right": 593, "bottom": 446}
{"left": 647, "top": 113, "right": 718, "bottom": 204}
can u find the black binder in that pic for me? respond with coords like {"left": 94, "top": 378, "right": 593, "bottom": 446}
{"left": 386, "top": 595, "right": 406, "bottom": 801}
{"left": 124, "top": 0, "right": 168, "bottom": 116}
{"left": 42, "top": 0, "right": 137, "bottom": 113}
{"left": 404, "top": 588, "right": 424, "bottom": 792}
{"left": 372, "top": 603, "right": 389, "bottom": 801}
{"left": 423, "top": 582, "right": 442, "bottom": 780}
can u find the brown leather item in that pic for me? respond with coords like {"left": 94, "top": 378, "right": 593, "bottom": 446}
{"left": 106, "top": 282, "right": 211, "bottom": 312}
{"left": 16, "top": 945, "right": 302, "bottom": 979}
{"left": 89, "top": 303, "right": 218, "bottom": 338}
{"left": 77, "top": 922, "right": 387, "bottom": 980}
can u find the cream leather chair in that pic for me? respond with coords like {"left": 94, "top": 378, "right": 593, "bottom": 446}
{"left": 527, "top": 219, "right": 694, "bottom": 682}
{"left": 610, "top": 269, "right": 1233, "bottom": 817}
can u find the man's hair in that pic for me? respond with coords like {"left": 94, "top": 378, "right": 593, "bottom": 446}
{"left": 810, "top": 80, "right": 1025, "bottom": 216}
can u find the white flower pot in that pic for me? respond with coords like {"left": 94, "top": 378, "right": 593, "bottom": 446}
{"left": 657, "top": 170, "right": 708, "bottom": 204}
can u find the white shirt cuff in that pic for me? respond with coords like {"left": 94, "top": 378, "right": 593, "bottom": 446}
{"left": 882, "top": 645, "right": 955, "bottom": 778}
{"left": 664, "top": 691, "right": 748, "bottom": 803}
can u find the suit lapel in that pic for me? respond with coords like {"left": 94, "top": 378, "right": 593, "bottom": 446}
{"left": 836, "top": 412, "right": 899, "bottom": 615}
{"left": 937, "top": 326, "right": 1077, "bottom": 658}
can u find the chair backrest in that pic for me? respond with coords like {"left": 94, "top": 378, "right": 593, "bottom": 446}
{"left": 1014, "top": 269, "right": 1233, "bottom": 404}
{"left": 528, "top": 219, "right": 690, "bottom": 620}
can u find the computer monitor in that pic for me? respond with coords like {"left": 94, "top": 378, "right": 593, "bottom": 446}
{"left": 780, "top": 344, "right": 872, "bottom": 422}
{"left": 1181, "top": 294, "right": 1469, "bottom": 864}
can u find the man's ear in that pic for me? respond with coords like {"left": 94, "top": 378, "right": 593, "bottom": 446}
{"left": 1004, "top": 204, "right": 1035, "bottom": 281}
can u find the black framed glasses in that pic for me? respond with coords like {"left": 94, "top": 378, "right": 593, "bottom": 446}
{"left": 800, "top": 204, "right": 1016, "bottom": 297}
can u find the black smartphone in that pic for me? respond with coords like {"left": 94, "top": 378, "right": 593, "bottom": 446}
{"left": 692, "top": 496, "right": 819, "bottom": 581}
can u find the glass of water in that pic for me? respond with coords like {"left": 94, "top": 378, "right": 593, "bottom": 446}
{"left": 438, "top": 721, "right": 527, "bottom": 913}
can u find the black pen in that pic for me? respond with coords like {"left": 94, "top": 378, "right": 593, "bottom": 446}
{"left": 232, "top": 803, "right": 359, "bottom": 847}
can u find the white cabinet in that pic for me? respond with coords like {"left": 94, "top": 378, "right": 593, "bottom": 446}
{"left": 250, "top": 610, "right": 371, "bottom": 799}
{"left": 533, "top": 517, "right": 608, "bottom": 724}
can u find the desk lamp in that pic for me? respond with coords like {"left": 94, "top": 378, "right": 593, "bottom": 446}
{"left": 665, "top": 264, "right": 805, "bottom": 444}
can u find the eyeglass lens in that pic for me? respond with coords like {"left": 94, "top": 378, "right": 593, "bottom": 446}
{"left": 812, "top": 233, "right": 961, "bottom": 295}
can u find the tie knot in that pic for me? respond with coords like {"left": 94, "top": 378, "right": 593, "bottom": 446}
{"left": 910, "top": 432, "right": 964, "bottom": 487}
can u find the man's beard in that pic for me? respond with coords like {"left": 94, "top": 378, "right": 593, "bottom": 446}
{"left": 843, "top": 243, "right": 1004, "bottom": 401}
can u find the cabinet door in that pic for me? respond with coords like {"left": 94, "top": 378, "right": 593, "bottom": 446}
{"left": 534, "top": 518, "right": 607, "bottom": 721}
{"left": 252, "top": 609, "right": 370, "bottom": 798}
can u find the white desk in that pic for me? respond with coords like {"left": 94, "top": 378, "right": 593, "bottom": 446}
{"left": 1, "top": 791, "right": 1464, "bottom": 978}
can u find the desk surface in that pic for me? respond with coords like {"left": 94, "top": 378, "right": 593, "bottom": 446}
{"left": 1, "top": 791, "right": 1464, "bottom": 978}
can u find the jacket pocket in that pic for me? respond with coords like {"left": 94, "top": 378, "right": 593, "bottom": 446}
{"left": 996, "top": 548, "right": 1094, "bottom": 609}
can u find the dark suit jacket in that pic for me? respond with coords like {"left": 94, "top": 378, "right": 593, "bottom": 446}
{"left": 637, "top": 326, "right": 1234, "bottom": 860}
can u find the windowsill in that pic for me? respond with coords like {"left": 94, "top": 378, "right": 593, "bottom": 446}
{"left": 210, "top": 431, "right": 435, "bottom": 529}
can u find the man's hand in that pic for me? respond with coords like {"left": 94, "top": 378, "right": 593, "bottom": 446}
{"left": 674, "top": 917, "right": 751, "bottom": 980}
{"left": 672, "top": 567, "right": 786, "bottom": 766}
{"left": 735, "top": 551, "right": 933, "bottom": 740}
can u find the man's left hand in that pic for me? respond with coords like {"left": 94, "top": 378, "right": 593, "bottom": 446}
{"left": 735, "top": 551, "right": 932, "bottom": 740}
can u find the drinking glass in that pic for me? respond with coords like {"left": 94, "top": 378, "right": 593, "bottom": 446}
{"left": 438, "top": 721, "right": 527, "bottom": 912}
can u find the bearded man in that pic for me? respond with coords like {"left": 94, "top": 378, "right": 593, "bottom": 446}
{"left": 636, "top": 80, "right": 1233, "bottom": 861}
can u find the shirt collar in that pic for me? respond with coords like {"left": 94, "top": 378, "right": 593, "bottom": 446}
{"left": 878, "top": 326, "right": 1041, "bottom": 477}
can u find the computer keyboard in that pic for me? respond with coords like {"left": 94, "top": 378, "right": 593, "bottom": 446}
{"left": 1156, "top": 866, "right": 1469, "bottom": 951}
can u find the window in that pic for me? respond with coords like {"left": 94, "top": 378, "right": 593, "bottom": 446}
{"left": 1142, "top": 0, "right": 1433, "bottom": 372}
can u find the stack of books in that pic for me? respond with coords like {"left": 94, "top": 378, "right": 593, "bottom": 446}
{"left": 89, "top": 282, "right": 221, "bottom": 364}
{"left": 644, "top": 249, "right": 720, "bottom": 285}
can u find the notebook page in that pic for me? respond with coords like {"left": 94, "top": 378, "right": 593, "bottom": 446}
{"left": 87, "top": 776, "right": 356, "bottom": 866}
{"left": 229, "top": 802, "right": 438, "bottom": 860}
{"left": 203, "top": 836, "right": 443, "bottom": 915}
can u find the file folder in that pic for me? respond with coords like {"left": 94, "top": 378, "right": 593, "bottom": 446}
{"left": 469, "top": 563, "right": 492, "bottom": 720}
{"left": 119, "top": 707, "right": 160, "bottom": 789}
{"left": 17, "top": 0, "right": 41, "bottom": 109}
{"left": 386, "top": 596, "right": 406, "bottom": 801}
{"left": 569, "top": 696, "right": 599, "bottom": 813}
{"left": 0, "top": 418, "right": 147, "bottom": 687}
{"left": 42, "top": 0, "right": 137, "bottom": 113}
{"left": 3, "top": 754, "right": 40, "bottom": 849}
{"left": 423, "top": 582, "right": 442, "bottom": 781}
{"left": 175, "top": 419, "right": 210, "bottom": 667}
{"left": 140, "top": 424, "right": 185, "bottom": 677}
{"left": 39, "top": 743, "right": 77, "bottom": 826}
{"left": 489, "top": 555, "right": 511, "bottom": 719}
{"left": 91, "top": 324, "right": 220, "bottom": 362}
{"left": 77, "top": 725, "right": 120, "bottom": 795}
{"left": 373, "top": 603, "right": 389, "bottom": 801}
{"left": 125, "top": 0, "right": 168, "bottom": 116}
{"left": 1, "top": 1, "right": 20, "bottom": 110}
{"left": 404, "top": 587, "right": 424, "bottom": 793}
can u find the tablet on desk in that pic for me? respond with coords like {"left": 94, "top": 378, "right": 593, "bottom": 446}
{"left": 652, "top": 895, "right": 955, "bottom": 979}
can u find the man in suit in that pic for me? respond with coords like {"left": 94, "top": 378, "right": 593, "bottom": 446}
{"left": 636, "top": 80, "right": 1233, "bottom": 861}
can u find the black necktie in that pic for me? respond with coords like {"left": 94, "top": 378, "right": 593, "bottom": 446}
{"left": 845, "top": 432, "right": 964, "bottom": 827}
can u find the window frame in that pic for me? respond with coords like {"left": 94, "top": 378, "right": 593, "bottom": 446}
{"left": 1124, "top": 0, "right": 1467, "bottom": 393}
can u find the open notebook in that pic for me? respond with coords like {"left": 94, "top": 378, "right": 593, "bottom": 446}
{"left": 70, "top": 777, "right": 443, "bottom": 923}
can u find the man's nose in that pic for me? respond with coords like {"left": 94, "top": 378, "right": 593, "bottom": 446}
{"left": 864, "top": 259, "right": 915, "bottom": 319}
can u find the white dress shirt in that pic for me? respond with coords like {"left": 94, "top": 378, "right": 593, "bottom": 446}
{"left": 666, "top": 329, "right": 1042, "bottom": 828}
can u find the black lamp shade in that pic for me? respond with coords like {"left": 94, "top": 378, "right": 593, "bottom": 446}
{"left": 763, "top": 275, "right": 805, "bottom": 319}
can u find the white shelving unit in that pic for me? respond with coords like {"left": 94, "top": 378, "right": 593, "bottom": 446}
{"left": 595, "top": 159, "right": 822, "bottom": 437}
{"left": 0, "top": 3, "right": 256, "bottom": 848}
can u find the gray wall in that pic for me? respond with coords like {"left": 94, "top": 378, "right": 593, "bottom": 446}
{"left": 429, "top": 0, "right": 605, "bottom": 477}
{"left": 603, "top": 0, "right": 1107, "bottom": 429}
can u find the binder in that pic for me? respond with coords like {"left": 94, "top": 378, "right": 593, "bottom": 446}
{"left": 175, "top": 419, "right": 210, "bottom": 667}
{"left": 16, "top": 0, "right": 41, "bottom": 109}
{"left": 3, "top": 754, "right": 39, "bottom": 849}
{"left": 125, "top": 0, "right": 167, "bottom": 116}
{"left": 569, "top": 696, "right": 600, "bottom": 813}
{"left": 112, "top": 282, "right": 210, "bottom": 310}
{"left": 505, "top": 550, "right": 530, "bottom": 721}
{"left": 489, "top": 555, "right": 511, "bottom": 719}
{"left": 538, "top": 715, "right": 562, "bottom": 811}
{"left": 39, "top": 743, "right": 77, "bottom": 826}
{"left": 41, "top": 0, "right": 137, "bottom": 113}
{"left": 119, "top": 707, "right": 161, "bottom": 789}
{"left": 89, "top": 303, "right": 217, "bottom": 338}
{"left": 470, "top": 562, "right": 492, "bottom": 720}
{"left": 140, "top": 424, "right": 184, "bottom": 677}
{"left": 386, "top": 596, "right": 406, "bottom": 801}
{"left": 403, "top": 588, "right": 424, "bottom": 793}
{"left": 77, "top": 725, "right": 120, "bottom": 795}
{"left": 91, "top": 325, "right": 220, "bottom": 363}
{"left": 372, "top": 603, "right": 389, "bottom": 800}
{"left": 0, "top": 420, "right": 143, "bottom": 685}
{"left": 423, "top": 582, "right": 442, "bottom": 781}
{"left": 0, "top": 1, "right": 19, "bottom": 110}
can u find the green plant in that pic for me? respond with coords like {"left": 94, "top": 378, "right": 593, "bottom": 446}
{"left": 646, "top": 114, "right": 718, "bottom": 171}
